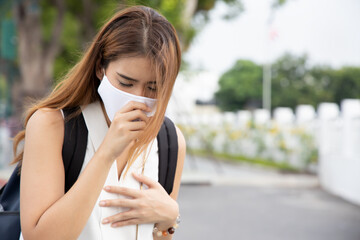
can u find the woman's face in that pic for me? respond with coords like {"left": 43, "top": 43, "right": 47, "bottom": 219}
{"left": 100, "top": 56, "right": 157, "bottom": 99}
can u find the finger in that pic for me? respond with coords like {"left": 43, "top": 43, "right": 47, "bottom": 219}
{"left": 127, "top": 120, "right": 146, "bottom": 131}
{"left": 119, "top": 101, "right": 151, "bottom": 114}
{"left": 132, "top": 172, "right": 159, "bottom": 189}
{"left": 102, "top": 209, "right": 136, "bottom": 225}
{"left": 114, "top": 109, "right": 149, "bottom": 124}
{"left": 111, "top": 218, "right": 139, "bottom": 228}
{"left": 126, "top": 109, "right": 149, "bottom": 122}
{"left": 103, "top": 185, "right": 142, "bottom": 198}
{"left": 99, "top": 198, "right": 138, "bottom": 208}
{"left": 126, "top": 131, "right": 144, "bottom": 143}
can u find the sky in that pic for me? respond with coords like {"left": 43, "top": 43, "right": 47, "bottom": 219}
{"left": 184, "top": 0, "right": 360, "bottom": 75}
{"left": 171, "top": 0, "right": 360, "bottom": 109}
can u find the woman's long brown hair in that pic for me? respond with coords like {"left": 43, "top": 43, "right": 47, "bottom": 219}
{"left": 11, "top": 5, "right": 181, "bottom": 177}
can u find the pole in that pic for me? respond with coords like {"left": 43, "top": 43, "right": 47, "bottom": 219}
{"left": 262, "top": 7, "right": 276, "bottom": 113}
{"left": 262, "top": 63, "right": 271, "bottom": 112}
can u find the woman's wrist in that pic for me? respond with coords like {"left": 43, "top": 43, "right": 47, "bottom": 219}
{"left": 156, "top": 220, "right": 175, "bottom": 230}
{"left": 159, "top": 199, "right": 179, "bottom": 225}
{"left": 95, "top": 146, "right": 116, "bottom": 166}
{"left": 154, "top": 200, "right": 179, "bottom": 234}
{"left": 153, "top": 214, "right": 181, "bottom": 237}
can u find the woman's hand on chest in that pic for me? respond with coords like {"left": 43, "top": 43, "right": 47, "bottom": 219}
{"left": 98, "top": 172, "right": 179, "bottom": 228}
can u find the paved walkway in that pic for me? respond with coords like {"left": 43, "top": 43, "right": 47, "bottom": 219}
{"left": 176, "top": 184, "right": 360, "bottom": 240}
{"left": 181, "top": 154, "right": 319, "bottom": 188}
{"left": 176, "top": 155, "right": 360, "bottom": 240}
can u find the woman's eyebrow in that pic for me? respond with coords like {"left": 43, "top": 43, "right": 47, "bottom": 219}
{"left": 116, "top": 72, "right": 156, "bottom": 84}
{"left": 117, "top": 72, "right": 138, "bottom": 82}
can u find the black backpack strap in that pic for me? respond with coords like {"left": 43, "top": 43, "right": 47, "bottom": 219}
{"left": 157, "top": 116, "right": 178, "bottom": 195}
{"left": 0, "top": 163, "right": 21, "bottom": 239}
{"left": 0, "top": 164, "right": 21, "bottom": 211}
{"left": 62, "top": 107, "right": 88, "bottom": 193}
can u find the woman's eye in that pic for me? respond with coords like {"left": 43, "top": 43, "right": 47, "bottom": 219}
{"left": 119, "top": 82, "right": 132, "bottom": 87}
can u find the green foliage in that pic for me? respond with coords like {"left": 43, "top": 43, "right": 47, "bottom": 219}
{"left": 215, "top": 53, "right": 360, "bottom": 112}
{"left": 190, "top": 148, "right": 299, "bottom": 172}
{"left": 271, "top": 53, "right": 313, "bottom": 109}
{"left": 329, "top": 67, "right": 360, "bottom": 104}
{"left": 272, "top": 0, "right": 288, "bottom": 9}
{"left": 271, "top": 54, "right": 360, "bottom": 109}
{"left": 215, "top": 60, "right": 262, "bottom": 111}
{"left": 308, "top": 66, "right": 338, "bottom": 104}
{"left": 40, "top": 0, "right": 56, "bottom": 43}
{"left": 220, "top": 0, "right": 244, "bottom": 20}
{"left": 197, "top": 0, "right": 243, "bottom": 19}
{"left": 197, "top": 0, "right": 216, "bottom": 11}
{"left": 53, "top": 12, "right": 82, "bottom": 83}
{"left": 38, "top": 0, "right": 244, "bottom": 83}
{"left": 0, "top": 74, "right": 6, "bottom": 100}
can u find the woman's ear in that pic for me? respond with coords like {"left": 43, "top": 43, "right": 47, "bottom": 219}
{"left": 95, "top": 59, "right": 104, "bottom": 81}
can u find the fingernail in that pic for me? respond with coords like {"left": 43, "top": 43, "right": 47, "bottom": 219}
{"left": 102, "top": 219, "right": 109, "bottom": 224}
{"left": 104, "top": 186, "right": 111, "bottom": 191}
{"left": 99, "top": 201, "right": 106, "bottom": 206}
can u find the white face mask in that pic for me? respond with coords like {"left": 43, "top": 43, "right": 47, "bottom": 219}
{"left": 97, "top": 73, "right": 157, "bottom": 122}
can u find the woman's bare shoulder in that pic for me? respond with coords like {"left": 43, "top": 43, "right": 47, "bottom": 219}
{"left": 175, "top": 125, "right": 186, "bottom": 153}
{"left": 26, "top": 108, "right": 64, "bottom": 136}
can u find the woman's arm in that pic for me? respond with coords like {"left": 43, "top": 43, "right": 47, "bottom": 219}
{"left": 153, "top": 125, "right": 186, "bottom": 240}
{"left": 20, "top": 102, "right": 149, "bottom": 240}
{"left": 20, "top": 108, "right": 114, "bottom": 240}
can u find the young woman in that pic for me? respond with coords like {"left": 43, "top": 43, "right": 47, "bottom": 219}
{"left": 12, "top": 5, "right": 185, "bottom": 240}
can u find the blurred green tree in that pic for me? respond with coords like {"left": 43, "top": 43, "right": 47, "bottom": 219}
{"left": 215, "top": 60, "right": 262, "bottom": 111}
{"left": 270, "top": 53, "right": 313, "bottom": 109}
{"left": 310, "top": 66, "right": 360, "bottom": 105}
{"left": 51, "top": 0, "right": 244, "bottom": 82}
{"left": 215, "top": 53, "right": 360, "bottom": 112}
{"left": 331, "top": 67, "right": 360, "bottom": 103}
{"left": 11, "top": 0, "right": 244, "bottom": 118}
{"left": 272, "top": 54, "right": 360, "bottom": 109}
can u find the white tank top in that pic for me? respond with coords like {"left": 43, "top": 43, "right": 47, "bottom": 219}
{"left": 19, "top": 101, "right": 158, "bottom": 240}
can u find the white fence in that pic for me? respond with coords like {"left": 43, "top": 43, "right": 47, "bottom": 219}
{"left": 317, "top": 100, "right": 360, "bottom": 205}
{"left": 174, "top": 99, "right": 360, "bottom": 205}
{"left": 175, "top": 105, "right": 318, "bottom": 171}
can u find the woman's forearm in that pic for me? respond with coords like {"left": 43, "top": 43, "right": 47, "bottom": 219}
{"left": 25, "top": 150, "right": 113, "bottom": 240}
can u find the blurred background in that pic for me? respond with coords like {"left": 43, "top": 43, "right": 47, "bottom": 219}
{"left": 1, "top": 0, "right": 360, "bottom": 239}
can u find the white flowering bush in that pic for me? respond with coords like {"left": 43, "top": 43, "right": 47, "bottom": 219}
{"left": 177, "top": 119, "right": 318, "bottom": 172}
